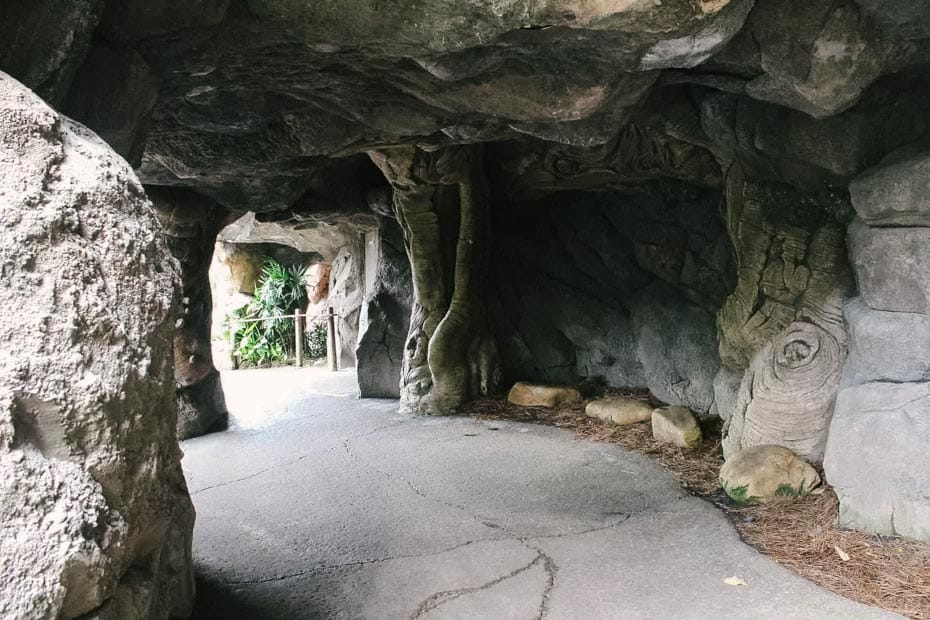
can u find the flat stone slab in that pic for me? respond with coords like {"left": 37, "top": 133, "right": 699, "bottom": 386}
{"left": 181, "top": 368, "right": 899, "bottom": 619}
{"left": 585, "top": 396, "right": 653, "bottom": 425}
{"left": 507, "top": 381, "right": 581, "bottom": 407}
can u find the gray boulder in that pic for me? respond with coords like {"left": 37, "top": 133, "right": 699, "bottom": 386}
{"left": 850, "top": 142, "right": 930, "bottom": 226}
{"left": 848, "top": 219, "right": 930, "bottom": 315}
{"left": 825, "top": 382, "right": 930, "bottom": 541}
{"left": 842, "top": 298, "right": 930, "bottom": 386}
{"left": 0, "top": 72, "right": 194, "bottom": 619}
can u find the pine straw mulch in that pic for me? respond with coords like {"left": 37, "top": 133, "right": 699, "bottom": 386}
{"left": 463, "top": 388, "right": 930, "bottom": 619}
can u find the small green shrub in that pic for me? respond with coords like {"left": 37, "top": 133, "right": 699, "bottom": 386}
{"left": 775, "top": 481, "right": 808, "bottom": 498}
{"left": 306, "top": 323, "right": 328, "bottom": 360}
{"left": 722, "top": 482, "right": 758, "bottom": 505}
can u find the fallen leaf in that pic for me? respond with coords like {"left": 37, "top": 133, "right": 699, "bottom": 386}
{"left": 834, "top": 545, "right": 850, "bottom": 561}
{"left": 723, "top": 576, "right": 747, "bottom": 586}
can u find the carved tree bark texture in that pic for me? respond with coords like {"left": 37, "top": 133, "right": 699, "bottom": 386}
{"left": 717, "top": 165, "right": 852, "bottom": 461}
{"left": 370, "top": 146, "right": 500, "bottom": 414}
{"left": 150, "top": 188, "right": 231, "bottom": 439}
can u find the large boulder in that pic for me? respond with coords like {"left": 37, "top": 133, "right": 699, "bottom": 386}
{"left": 720, "top": 445, "right": 820, "bottom": 505}
{"left": 825, "top": 382, "right": 930, "bottom": 541}
{"left": 711, "top": 0, "right": 897, "bottom": 119}
{"left": 0, "top": 73, "right": 194, "bottom": 618}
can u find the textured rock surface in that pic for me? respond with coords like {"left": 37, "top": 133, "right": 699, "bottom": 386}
{"left": 508, "top": 383, "right": 581, "bottom": 408}
{"left": 152, "top": 188, "right": 230, "bottom": 439}
{"left": 826, "top": 147, "right": 930, "bottom": 542}
{"left": 850, "top": 142, "right": 930, "bottom": 226}
{"left": 0, "top": 0, "right": 103, "bottom": 104}
{"left": 720, "top": 445, "right": 820, "bottom": 505}
{"left": 712, "top": 0, "right": 899, "bottom": 119}
{"left": 324, "top": 237, "right": 365, "bottom": 369}
{"left": 825, "top": 382, "right": 930, "bottom": 541}
{"left": 356, "top": 217, "right": 413, "bottom": 398}
{"left": 652, "top": 406, "right": 702, "bottom": 449}
{"left": 0, "top": 73, "right": 194, "bottom": 618}
{"left": 848, "top": 218, "right": 930, "bottom": 315}
{"left": 718, "top": 167, "right": 852, "bottom": 462}
{"left": 490, "top": 184, "right": 732, "bottom": 414}
{"left": 62, "top": 43, "right": 160, "bottom": 165}
{"left": 585, "top": 397, "right": 653, "bottom": 426}
{"left": 372, "top": 146, "right": 500, "bottom": 414}
{"left": 842, "top": 298, "right": 930, "bottom": 386}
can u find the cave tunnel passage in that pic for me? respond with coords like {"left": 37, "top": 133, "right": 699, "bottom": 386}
{"left": 5, "top": 1, "right": 930, "bottom": 615}
{"left": 178, "top": 161, "right": 876, "bottom": 617}
{"left": 179, "top": 358, "right": 882, "bottom": 620}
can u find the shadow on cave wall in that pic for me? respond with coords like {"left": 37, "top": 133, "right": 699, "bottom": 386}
{"left": 488, "top": 182, "right": 735, "bottom": 415}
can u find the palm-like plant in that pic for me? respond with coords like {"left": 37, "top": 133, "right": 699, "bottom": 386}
{"left": 227, "top": 258, "right": 309, "bottom": 366}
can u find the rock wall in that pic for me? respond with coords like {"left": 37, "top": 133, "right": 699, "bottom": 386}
{"left": 824, "top": 145, "right": 930, "bottom": 541}
{"left": 357, "top": 217, "right": 414, "bottom": 398}
{"left": 151, "top": 188, "right": 230, "bottom": 440}
{"left": 490, "top": 183, "right": 734, "bottom": 414}
{"left": 0, "top": 73, "right": 194, "bottom": 619}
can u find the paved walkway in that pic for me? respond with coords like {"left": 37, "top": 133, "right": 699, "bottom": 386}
{"left": 182, "top": 367, "right": 897, "bottom": 619}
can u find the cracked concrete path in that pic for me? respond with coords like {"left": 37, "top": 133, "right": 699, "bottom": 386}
{"left": 183, "top": 368, "right": 898, "bottom": 619}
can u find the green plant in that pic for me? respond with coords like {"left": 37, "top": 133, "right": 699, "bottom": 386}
{"left": 722, "top": 482, "right": 758, "bottom": 505}
{"left": 306, "top": 322, "right": 328, "bottom": 360}
{"left": 227, "top": 258, "right": 308, "bottom": 366}
{"left": 775, "top": 481, "right": 808, "bottom": 498}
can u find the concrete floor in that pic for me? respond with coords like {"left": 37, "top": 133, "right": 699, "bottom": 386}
{"left": 182, "top": 367, "right": 898, "bottom": 619}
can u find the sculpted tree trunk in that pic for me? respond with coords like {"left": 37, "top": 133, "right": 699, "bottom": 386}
{"left": 150, "top": 187, "right": 231, "bottom": 439}
{"left": 716, "top": 165, "right": 852, "bottom": 461}
{"left": 369, "top": 146, "right": 500, "bottom": 414}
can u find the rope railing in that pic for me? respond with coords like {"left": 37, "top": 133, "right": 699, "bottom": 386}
{"left": 228, "top": 306, "right": 339, "bottom": 371}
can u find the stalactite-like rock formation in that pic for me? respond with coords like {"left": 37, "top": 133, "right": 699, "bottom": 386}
{"left": 370, "top": 146, "right": 500, "bottom": 414}
{"left": 717, "top": 166, "right": 853, "bottom": 461}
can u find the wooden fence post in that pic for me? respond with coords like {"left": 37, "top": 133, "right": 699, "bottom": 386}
{"left": 327, "top": 306, "right": 337, "bottom": 371}
{"left": 294, "top": 309, "right": 303, "bottom": 368}
{"left": 229, "top": 320, "right": 239, "bottom": 370}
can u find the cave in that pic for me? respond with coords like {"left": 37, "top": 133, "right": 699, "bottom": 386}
{"left": 2, "top": 0, "right": 930, "bottom": 617}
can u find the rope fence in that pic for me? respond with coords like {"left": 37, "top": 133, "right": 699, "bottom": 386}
{"left": 227, "top": 306, "right": 339, "bottom": 371}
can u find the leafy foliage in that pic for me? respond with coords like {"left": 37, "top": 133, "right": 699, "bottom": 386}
{"left": 227, "top": 258, "right": 311, "bottom": 366}
{"left": 722, "top": 482, "right": 758, "bottom": 505}
{"left": 306, "top": 323, "right": 328, "bottom": 360}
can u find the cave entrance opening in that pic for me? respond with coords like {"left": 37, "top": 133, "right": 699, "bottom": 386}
{"left": 203, "top": 211, "right": 377, "bottom": 422}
